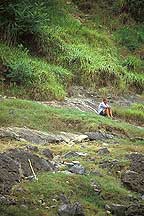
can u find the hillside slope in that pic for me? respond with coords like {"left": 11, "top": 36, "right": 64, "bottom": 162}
{"left": 0, "top": 0, "right": 143, "bottom": 100}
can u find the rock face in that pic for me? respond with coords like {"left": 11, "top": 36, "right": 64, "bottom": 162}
{"left": 58, "top": 202, "right": 85, "bottom": 216}
{"left": 84, "top": 132, "right": 114, "bottom": 140}
{"left": 106, "top": 203, "right": 144, "bottom": 216}
{"left": 42, "top": 148, "right": 53, "bottom": 160}
{"left": 99, "top": 159, "right": 122, "bottom": 172}
{"left": 122, "top": 153, "right": 144, "bottom": 193}
{"left": 0, "top": 127, "right": 114, "bottom": 145}
{"left": 58, "top": 194, "right": 85, "bottom": 216}
{"left": 110, "top": 203, "right": 127, "bottom": 216}
{"left": 0, "top": 149, "right": 54, "bottom": 194}
{"left": 125, "top": 203, "right": 144, "bottom": 216}
{"left": 69, "top": 164, "right": 85, "bottom": 175}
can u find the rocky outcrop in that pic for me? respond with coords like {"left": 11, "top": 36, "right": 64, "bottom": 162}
{"left": 85, "top": 132, "right": 114, "bottom": 140}
{"left": 58, "top": 194, "right": 85, "bottom": 216}
{"left": 0, "top": 149, "right": 54, "bottom": 194}
{"left": 122, "top": 153, "right": 144, "bottom": 193}
{"left": 0, "top": 127, "right": 88, "bottom": 144}
{"left": 0, "top": 127, "right": 114, "bottom": 145}
{"left": 106, "top": 203, "right": 144, "bottom": 216}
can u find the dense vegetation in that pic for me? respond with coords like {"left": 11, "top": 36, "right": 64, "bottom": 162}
{"left": 0, "top": 0, "right": 143, "bottom": 99}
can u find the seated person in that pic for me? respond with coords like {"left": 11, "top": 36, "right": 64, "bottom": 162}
{"left": 98, "top": 98, "right": 113, "bottom": 117}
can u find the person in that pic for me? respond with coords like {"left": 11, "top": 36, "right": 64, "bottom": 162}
{"left": 98, "top": 98, "right": 113, "bottom": 118}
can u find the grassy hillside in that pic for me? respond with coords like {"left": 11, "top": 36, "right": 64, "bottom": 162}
{"left": 0, "top": 0, "right": 143, "bottom": 100}
{"left": 0, "top": 98, "right": 144, "bottom": 216}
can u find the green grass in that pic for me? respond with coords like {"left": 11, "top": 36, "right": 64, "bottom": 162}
{"left": 113, "top": 103, "right": 144, "bottom": 125}
{"left": 2, "top": 137, "right": 140, "bottom": 216}
{"left": 0, "top": 43, "right": 72, "bottom": 100}
{"left": 0, "top": 0, "right": 143, "bottom": 98}
{"left": 0, "top": 99, "right": 144, "bottom": 138}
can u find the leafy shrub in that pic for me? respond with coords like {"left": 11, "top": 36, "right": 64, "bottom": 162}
{"left": 122, "top": 55, "right": 142, "bottom": 71}
{"left": 0, "top": 43, "right": 72, "bottom": 100}
{"left": 0, "top": 0, "right": 49, "bottom": 43}
{"left": 114, "top": 25, "right": 144, "bottom": 51}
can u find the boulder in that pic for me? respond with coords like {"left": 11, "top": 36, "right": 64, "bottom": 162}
{"left": 0, "top": 149, "right": 54, "bottom": 194}
{"left": 110, "top": 203, "right": 127, "bottom": 216}
{"left": 125, "top": 203, "right": 144, "bottom": 216}
{"left": 122, "top": 170, "right": 144, "bottom": 193}
{"left": 84, "top": 132, "right": 114, "bottom": 140}
{"left": 0, "top": 127, "right": 88, "bottom": 144}
{"left": 122, "top": 153, "right": 144, "bottom": 193}
{"left": 99, "top": 159, "right": 122, "bottom": 172}
{"left": 58, "top": 202, "right": 85, "bottom": 216}
{"left": 69, "top": 164, "right": 85, "bottom": 175}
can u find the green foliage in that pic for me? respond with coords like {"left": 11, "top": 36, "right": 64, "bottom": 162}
{"left": 0, "top": 0, "right": 143, "bottom": 96}
{"left": 0, "top": 43, "right": 72, "bottom": 100}
{"left": 0, "top": 0, "right": 49, "bottom": 43}
{"left": 113, "top": 103, "right": 144, "bottom": 124}
{"left": 115, "top": 25, "right": 144, "bottom": 51}
{"left": 122, "top": 55, "right": 142, "bottom": 71}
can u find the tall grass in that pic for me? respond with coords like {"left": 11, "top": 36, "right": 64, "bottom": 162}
{"left": 0, "top": 43, "right": 72, "bottom": 100}
{"left": 0, "top": 0, "right": 143, "bottom": 98}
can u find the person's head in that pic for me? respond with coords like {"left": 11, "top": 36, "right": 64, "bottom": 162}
{"left": 103, "top": 98, "right": 108, "bottom": 104}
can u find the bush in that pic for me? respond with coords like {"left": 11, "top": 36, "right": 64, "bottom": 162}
{"left": 0, "top": 43, "right": 72, "bottom": 100}
{"left": 114, "top": 25, "right": 144, "bottom": 51}
{"left": 0, "top": 0, "right": 49, "bottom": 43}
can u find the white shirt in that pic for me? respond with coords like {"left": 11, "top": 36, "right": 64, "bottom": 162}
{"left": 98, "top": 102, "right": 110, "bottom": 114}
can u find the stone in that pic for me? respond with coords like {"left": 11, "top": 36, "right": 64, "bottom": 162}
{"left": 69, "top": 164, "right": 85, "bottom": 175}
{"left": 0, "top": 195, "right": 16, "bottom": 205}
{"left": 84, "top": 132, "right": 114, "bottom": 141}
{"left": 0, "top": 127, "right": 88, "bottom": 144}
{"left": 125, "top": 203, "right": 144, "bottom": 216}
{"left": 99, "top": 159, "right": 122, "bottom": 172}
{"left": 97, "top": 147, "right": 110, "bottom": 155}
{"left": 122, "top": 170, "right": 144, "bottom": 193}
{"left": 42, "top": 148, "right": 53, "bottom": 160}
{"left": 91, "top": 181, "right": 102, "bottom": 195}
{"left": 58, "top": 202, "right": 85, "bottom": 216}
{"left": 110, "top": 203, "right": 127, "bottom": 216}
{"left": 0, "top": 149, "right": 54, "bottom": 194}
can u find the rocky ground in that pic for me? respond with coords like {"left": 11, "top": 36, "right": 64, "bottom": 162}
{"left": 0, "top": 89, "right": 144, "bottom": 216}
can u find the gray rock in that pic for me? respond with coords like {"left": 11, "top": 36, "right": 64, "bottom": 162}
{"left": 99, "top": 159, "right": 122, "bottom": 172}
{"left": 84, "top": 132, "right": 114, "bottom": 141}
{"left": 97, "top": 147, "right": 110, "bottom": 155}
{"left": 122, "top": 170, "right": 144, "bottom": 193}
{"left": 123, "top": 153, "right": 144, "bottom": 193}
{"left": 0, "top": 195, "right": 16, "bottom": 205}
{"left": 91, "top": 181, "right": 102, "bottom": 195}
{"left": 69, "top": 165, "right": 85, "bottom": 175}
{"left": 0, "top": 127, "right": 88, "bottom": 144}
{"left": 110, "top": 203, "right": 127, "bottom": 216}
{"left": 0, "top": 149, "right": 54, "bottom": 194}
{"left": 58, "top": 202, "right": 85, "bottom": 216}
{"left": 125, "top": 203, "right": 144, "bottom": 216}
{"left": 42, "top": 148, "right": 53, "bottom": 160}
